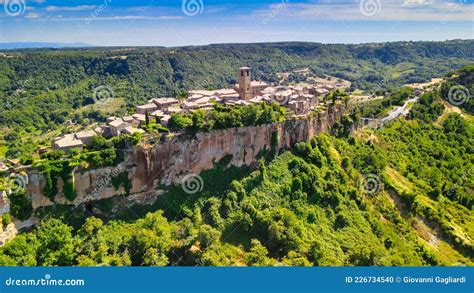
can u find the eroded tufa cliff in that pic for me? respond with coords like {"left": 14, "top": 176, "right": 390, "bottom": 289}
{"left": 26, "top": 104, "right": 345, "bottom": 209}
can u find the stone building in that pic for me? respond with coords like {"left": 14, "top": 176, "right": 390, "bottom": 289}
{"left": 136, "top": 103, "right": 158, "bottom": 115}
{"left": 52, "top": 134, "right": 84, "bottom": 152}
{"left": 75, "top": 130, "right": 96, "bottom": 145}
{"left": 150, "top": 98, "right": 180, "bottom": 111}
{"left": 109, "top": 119, "right": 131, "bottom": 136}
{"left": 235, "top": 67, "right": 269, "bottom": 101}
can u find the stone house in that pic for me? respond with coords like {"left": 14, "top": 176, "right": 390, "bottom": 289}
{"left": 75, "top": 130, "right": 96, "bottom": 145}
{"left": 109, "top": 119, "right": 131, "bottom": 136}
{"left": 52, "top": 134, "right": 84, "bottom": 152}
{"left": 136, "top": 103, "right": 158, "bottom": 115}
{"left": 151, "top": 98, "right": 180, "bottom": 111}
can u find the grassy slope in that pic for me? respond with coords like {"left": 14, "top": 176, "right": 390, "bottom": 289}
{"left": 375, "top": 107, "right": 474, "bottom": 264}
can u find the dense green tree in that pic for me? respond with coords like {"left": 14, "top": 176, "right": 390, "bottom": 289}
{"left": 35, "top": 218, "right": 77, "bottom": 266}
{"left": 246, "top": 239, "right": 275, "bottom": 266}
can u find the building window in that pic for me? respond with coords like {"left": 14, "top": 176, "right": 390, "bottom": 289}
{"left": 241, "top": 71, "right": 244, "bottom": 77}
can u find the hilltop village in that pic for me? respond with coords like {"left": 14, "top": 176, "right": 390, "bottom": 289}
{"left": 52, "top": 67, "right": 346, "bottom": 152}
{"left": 1, "top": 66, "right": 350, "bottom": 216}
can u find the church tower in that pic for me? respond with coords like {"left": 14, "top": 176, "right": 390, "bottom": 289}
{"left": 238, "top": 67, "right": 252, "bottom": 101}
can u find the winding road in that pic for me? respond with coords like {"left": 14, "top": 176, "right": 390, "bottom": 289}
{"left": 381, "top": 97, "right": 418, "bottom": 123}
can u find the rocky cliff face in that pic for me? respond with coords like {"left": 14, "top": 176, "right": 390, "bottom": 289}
{"left": 26, "top": 104, "right": 345, "bottom": 209}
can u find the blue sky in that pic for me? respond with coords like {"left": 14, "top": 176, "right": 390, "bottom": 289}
{"left": 0, "top": 0, "right": 473, "bottom": 46}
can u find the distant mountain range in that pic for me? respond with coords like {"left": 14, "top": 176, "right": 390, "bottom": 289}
{"left": 0, "top": 42, "right": 94, "bottom": 50}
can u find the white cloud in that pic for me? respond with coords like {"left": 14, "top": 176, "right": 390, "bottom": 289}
{"left": 251, "top": 0, "right": 473, "bottom": 22}
{"left": 49, "top": 15, "right": 184, "bottom": 21}
{"left": 45, "top": 5, "right": 97, "bottom": 12}
{"left": 403, "top": 0, "right": 433, "bottom": 5}
{"left": 25, "top": 12, "right": 42, "bottom": 19}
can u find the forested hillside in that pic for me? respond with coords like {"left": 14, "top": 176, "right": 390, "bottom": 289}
{"left": 0, "top": 43, "right": 472, "bottom": 266}
{"left": 1, "top": 40, "right": 472, "bottom": 160}
{"left": 0, "top": 81, "right": 472, "bottom": 266}
{"left": 440, "top": 65, "right": 474, "bottom": 114}
{"left": 0, "top": 41, "right": 471, "bottom": 124}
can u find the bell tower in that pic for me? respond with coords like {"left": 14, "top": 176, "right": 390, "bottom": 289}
{"left": 238, "top": 66, "right": 252, "bottom": 101}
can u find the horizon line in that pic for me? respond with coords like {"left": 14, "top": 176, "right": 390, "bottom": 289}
{"left": 1, "top": 38, "right": 473, "bottom": 51}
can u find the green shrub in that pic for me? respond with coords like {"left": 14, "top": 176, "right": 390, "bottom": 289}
{"left": 9, "top": 191, "right": 33, "bottom": 221}
{"left": 111, "top": 171, "right": 132, "bottom": 196}
{"left": 2, "top": 213, "right": 11, "bottom": 227}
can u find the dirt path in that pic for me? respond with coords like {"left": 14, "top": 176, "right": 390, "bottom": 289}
{"left": 435, "top": 101, "right": 473, "bottom": 126}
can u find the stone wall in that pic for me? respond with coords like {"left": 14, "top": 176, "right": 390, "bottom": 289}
{"left": 25, "top": 104, "right": 345, "bottom": 209}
